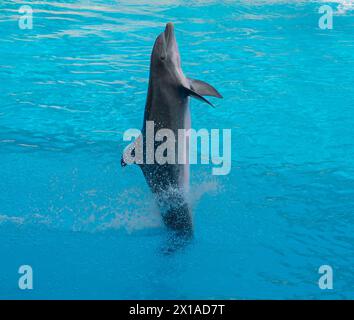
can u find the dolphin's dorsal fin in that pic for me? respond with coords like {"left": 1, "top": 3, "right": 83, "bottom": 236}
{"left": 188, "top": 78, "right": 223, "bottom": 98}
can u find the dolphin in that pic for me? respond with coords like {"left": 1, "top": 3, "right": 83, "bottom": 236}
{"left": 122, "top": 22, "right": 222, "bottom": 237}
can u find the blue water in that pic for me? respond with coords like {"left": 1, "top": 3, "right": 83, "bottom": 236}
{"left": 1, "top": 0, "right": 354, "bottom": 299}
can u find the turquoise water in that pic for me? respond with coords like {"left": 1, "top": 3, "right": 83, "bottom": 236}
{"left": 1, "top": 0, "right": 354, "bottom": 299}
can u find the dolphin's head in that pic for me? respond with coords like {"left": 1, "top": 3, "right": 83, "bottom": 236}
{"left": 150, "top": 22, "right": 185, "bottom": 85}
{"left": 147, "top": 22, "right": 223, "bottom": 106}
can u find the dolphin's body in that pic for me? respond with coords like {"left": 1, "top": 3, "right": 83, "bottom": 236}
{"left": 122, "top": 23, "right": 222, "bottom": 237}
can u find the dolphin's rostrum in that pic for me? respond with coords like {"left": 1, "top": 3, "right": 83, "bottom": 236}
{"left": 122, "top": 22, "right": 222, "bottom": 237}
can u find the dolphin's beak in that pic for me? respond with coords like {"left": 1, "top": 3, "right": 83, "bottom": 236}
{"left": 164, "top": 22, "right": 175, "bottom": 47}
{"left": 159, "top": 22, "right": 177, "bottom": 61}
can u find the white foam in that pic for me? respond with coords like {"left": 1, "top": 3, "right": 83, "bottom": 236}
{"left": 0, "top": 177, "right": 222, "bottom": 234}
{"left": 0, "top": 214, "right": 24, "bottom": 225}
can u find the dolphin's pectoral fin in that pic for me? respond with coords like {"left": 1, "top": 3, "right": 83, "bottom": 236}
{"left": 188, "top": 78, "right": 223, "bottom": 98}
{"left": 183, "top": 86, "right": 215, "bottom": 107}
{"left": 121, "top": 134, "right": 143, "bottom": 167}
{"left": 183, "top": 79, "right": 222, "bottom": 107}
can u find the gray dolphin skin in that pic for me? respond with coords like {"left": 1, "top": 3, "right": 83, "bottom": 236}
{"left": 122, "top": 22, "right": 222, "bottom": 237}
